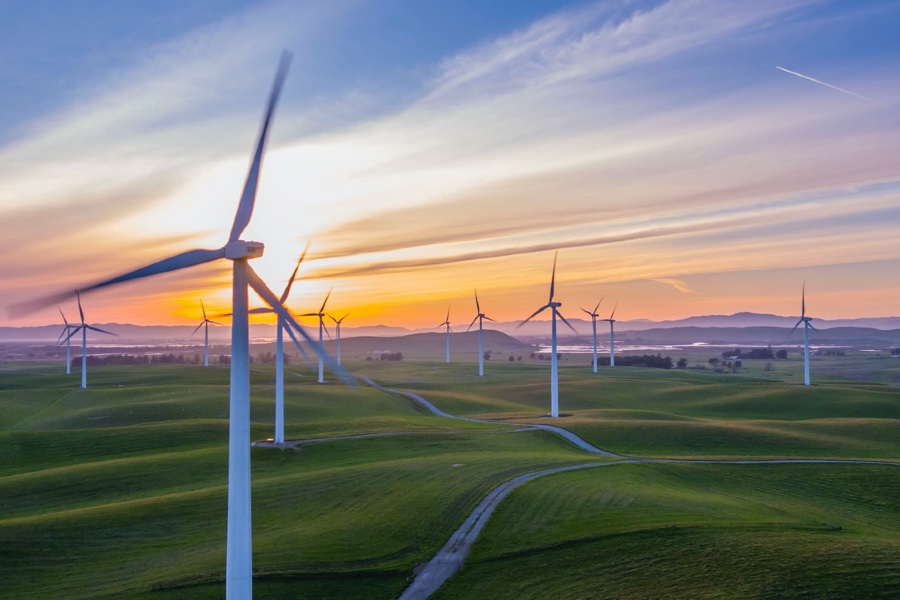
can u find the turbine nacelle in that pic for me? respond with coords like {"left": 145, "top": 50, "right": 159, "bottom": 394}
{"left": 225, "top": 241, "right": 265, "bottom": 260}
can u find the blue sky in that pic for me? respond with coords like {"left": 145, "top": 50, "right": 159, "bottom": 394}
{"left": 2, "top": 0, "right": 899, "bottom": 328}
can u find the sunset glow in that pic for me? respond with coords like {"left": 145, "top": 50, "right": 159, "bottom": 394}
{"left": 2, "top": 1, "right": 899, "bottom": 329}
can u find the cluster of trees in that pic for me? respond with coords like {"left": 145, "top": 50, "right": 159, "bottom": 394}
{"left": 598, "top": 354, "right": 674, "bottom": 369}
{"left": 529, "top": 353, "right": 562, "bottom": 360}
{"left": 379, "top": 352, "right": 404, "bottom": 361}
{"left": 892, "top": 348, "right": 900, "bottom": 357}
{"left": 709, "top": 357, "right": 741, "bottom": 372}
{"left": 719, "top": 348, "right": 788, "bottom": 360}
{"left": 72, "top": 353, "right": 203, "bottom": 366}
{"left": 254, "top": 352, "right": 290, "bottom": 365}
{"left": 814, "top": 349, "right": 846, "bottom": 356}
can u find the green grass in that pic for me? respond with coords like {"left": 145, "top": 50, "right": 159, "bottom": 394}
{"left": 1, "top": 359, "right": 899, "bottom": 598}
{"left": 434, "top": 462, "right": 900, "bottom": 599}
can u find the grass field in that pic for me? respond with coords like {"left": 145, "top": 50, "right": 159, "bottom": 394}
{"left": 1, "top": 356, "right": 898, "bottom": 598}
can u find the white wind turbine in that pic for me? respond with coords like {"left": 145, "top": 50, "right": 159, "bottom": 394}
{"left": 62, "top": 292, "right": 117, "bottom": 388}
{"left": 788, "top": 283, "right": 817, "bottom": 386}
{"left": 193, "top": 300, "right": 222, "bottom": 367}
{"left": 328, "top": 312, "right": 349, "bottom": 366}
{"left": 602, "top": 303, "right": 618, "bottom": 367}
{"left": 245, "top": 249, "right": 308, "bottom": 445}
{"left": 437, "top": 306, "right": 451, "bottom": 364}
{"left": 9, "top": 52, "right": 348, "bottom": 599}
{"left": 518, "top": 253, "right": 577, "bottom": 418}
{"left": 57, "top": 307, "right": 77, "bottom": 375}
{"left": 581, "top": 298, "right": 603, "bottom": 373}
{"left": 467, "top": 290, "right": 494, "bottom": 376}
{"left": 300, "top": 290, "right": 332, "bottom": 383}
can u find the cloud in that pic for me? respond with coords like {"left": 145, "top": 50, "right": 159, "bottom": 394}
{"left": 651, "top": 278, "right": 698, "bottom": 294}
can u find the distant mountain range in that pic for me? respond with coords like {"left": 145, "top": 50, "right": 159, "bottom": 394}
{"left": 2, "top": 312, "right": 899, "bottom": 343}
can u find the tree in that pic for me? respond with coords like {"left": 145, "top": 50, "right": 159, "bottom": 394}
{"left": 775, "top": 349, "right": 788, "bottom": 359}
{"left": 508, "top": 355, "right": 515, "bottom": 362}
{"left": 677, "top": 357, "right": 688, "bottom": 369}
{"left": 709, "top": 357, "right": 719, "bottom": 366}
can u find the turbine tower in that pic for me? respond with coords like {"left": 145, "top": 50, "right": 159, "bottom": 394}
{"left": 61, "top": 292, "right": 117, "bottom": 388}
{"left": 57, "top": 307, "right": 77, "bottom": 375}
{"left": 437, "top": 306, "right": 451, "bottom": 364}
{"left": 301, "top": 290, "right": 332, "bottom": 383}
{"left": 467, "top": 290, "right": 494, "bottom": 376}
{"left": 518, "top": 252, "right": 577, "bottom": 418}
{"left": 8, "top": 53, "right": 349, "bottom": 600}
{"left": 245, "top": 249, "right": 307, "bottom": 445}
{"left": 328, "top": 312, "right": 349, "bottom": 366}
{"left": 603, "top": 304, "right": 617, "bottom": 367}
{"left": 192, "top": 300, "right": 222, "bottom": 367}
{"left": 581, "top": 298, "right": 603, "bottom": 373}
{"left": 788, "top": 283, "right": 817, "bottom": 386}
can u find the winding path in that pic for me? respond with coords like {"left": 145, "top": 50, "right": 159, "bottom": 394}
{"left": 358, "top": 378, "right": 899, "bottom": 600}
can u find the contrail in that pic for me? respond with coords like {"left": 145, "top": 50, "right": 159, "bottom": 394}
{"left": 776, "top": 66, "right": 875, "bottom": 103}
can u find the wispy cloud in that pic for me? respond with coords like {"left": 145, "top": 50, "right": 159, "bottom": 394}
{"left": 775, "top": 66, "right": 876, "bottom": 102}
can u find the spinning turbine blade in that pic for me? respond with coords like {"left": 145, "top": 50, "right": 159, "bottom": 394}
{"left": 801, "top": 282, "right": 806, "bottom": 318}
{"left": 483, "top": 315, "right": 496, "bottom": 322}
{"left": 77, "top": 292, "right": 85, "bottom": 325}
{"left": 228, "top": 50, "right": 292, "bottom": 243}
{"left": 593, "top": 298, "right": 603, "bottom": 313}
{"left": 280, "top": 242, "right": 309, "bottom": 303}
{"left": 86, "top": 325, "right": 117, "bottom": 336}
{"left": 466, "top": 315, "right": 479, "bottom": 332}
{"left": 474, "top": 289, "right": 481, "bottom": 314}
{"left": 192, "top": 322, "right": 205, "bottom": 336}
{"left": 201, "top": 300, "right": 208, "bottom": 320}
{"left": 245, "top": 266, "right": 353, "bottom": 385}
{"left": 557, "top": 310, "right": 578, "bottom": 334}
{"left": 609, "top": 303, "right": 617, "bottom": 320}
{"left": 319, "top": 289, "right": 332, "bottom": 314}
{"left": 59, "top": 307, "right": 69, "bottom": 326}
{"left": 788, "top": 320, "right": 802, "bottom": 337}
{"left": 549, "top": 252, "right": 558, "bottom": 303}
{"left": 519, "top": 304, "right": 549, "bottom": 327}
{"left": 581, "top": 308, "right": 592, "bottom": 317}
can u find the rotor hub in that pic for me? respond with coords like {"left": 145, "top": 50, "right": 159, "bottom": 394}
{"left": 225, "top": 240, "right": 265, "bottom": 260}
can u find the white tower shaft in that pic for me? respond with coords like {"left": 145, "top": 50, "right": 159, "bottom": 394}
{"left": 275, "top": 314, "right": 285, "bottom": 444}
{"left": 478, "top": 319, "right": 484, "bottom": 376}
{"left": 550, "top": 310, "right": 559, "bottom": 417}
{"left": 317, "top": 317, "right": 325, "bottom": 383}
{"left": 226, "top": 260, "right": 252, "bottom": 599}
{"left": 81, "top": 327, "right": 87, "bottom": 389}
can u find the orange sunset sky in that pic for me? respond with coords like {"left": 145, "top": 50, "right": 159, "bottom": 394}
{"left": 2, "top": 0, "right": 899, "bottom": 330}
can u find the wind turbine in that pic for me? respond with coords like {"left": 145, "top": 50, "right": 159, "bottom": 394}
{"left": 467, "top": 291, "right": 494, "bottom": 376}
{"left": 328, "top": 312, "right": 349, "bottom": 366}
{"left": 193, "top": 300, "right": 222, "bottom": 367}
{"left": 603, "top": 303, "right": 617, "bottom": 367}
{"left": 244, "top": 248, "right": 307, "bottom": 445}
{"left": 62, "top": 292, "right": 116, "bottom": 388}
{"left": 437, "top": 306, "right": 451, "bottom": 364}
{"left": 581, "top": 298, "right": 603, "bottom": 373}
{"left": 8, "top": 52, "right": 348, "bottom": 599}
{"left": 301, "top": 290, "right": 332, "bottom": 383}
{"left": 57, "top": 307, "right": 77, "bottom": 375}
{"left": 788, "top": 283, "right": 817, "bottom": 386}
{"left": 518, "top": 252, "right": 577, "bottom": 418}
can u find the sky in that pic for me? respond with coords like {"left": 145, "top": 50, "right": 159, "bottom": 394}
{"left": 2, "top": 0, "right": 899, "bottom": 330}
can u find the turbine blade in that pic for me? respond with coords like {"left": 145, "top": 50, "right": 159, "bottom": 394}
{"left": 86, "top": 325, "right": 117, "bottom": 336}
{"left": 62, "top": 325, "right": 83, "bottom": 344}
{"left": 319, "top": 288, "right": 332, "bottom": 314}
{"left": 518, "top": 304, "right": 549, "bottom": 328}
{"left": 77, "top": 291, "right": 85, "bottom": 325}
{"left": 609, "top": 303, "right": 617, "bottom": 320}
{"left": 201, "top": 300, "right": 207, "bottom": 320}
{"left": 808, "top": 320, "right": 819, "bottom": 333}
{"left": 228, "top": 50, "right": 292, "bottom": 243}
{"left": 248, "top": 307, "right": 273, "bottom": 314}
{"left": 557, "top": 309, "right": 578, "bottom": 335}
{"left": 549, "top": 251, "right": 558, "bottom": 303}
{"left": 208, "top": 320, "right": 224, "bottom": 326}
{"left": 445, "top": 305, "right": 450, "bottom": 322}
{"left": 192, "top": 322, "right": 205, "bottom": 336}
{"left": 340, "top": 313, "right": 349, "bottom": 322}
{"left": 581, "top": 308, "right": 592, "bottom": 317}
{"left": 298, "top": 312, "right": 319, "bottom": 317}
{"left": 483, "top": 315, "right": 496, "bottom": 322}
{"left": 328, "top": 313, "right": 338, "bottom": 324}
{"left": 9, "top": 248, "right": 227, "bottom": 319}
{"left": 466, "top": 315, "right": 479, "bottom": 332}
{"left": 788, "top": 319, "right": 802, "bottom": 338}
{"left": 322, "top": 320, "right": 332, "bottom": 339}
{"left": 474, "top": 288, "right": 481, "bottom": 314}
{"left": 801, "top": 282, "right": 806, "bottom": 318}
{"left": 280, "top": 241, "right": 309, "bottom": 303}
{"left": 245, "top": 264, "right": 354, "bottom": 385}
{"left": 593, "top": 297, "right": 603, "bottom": 313}
{"left": 281, "top": 319, "right": 315, "bottom": 368}
{"left": 58, "top": 307, "right": 68, "bottom": 326}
